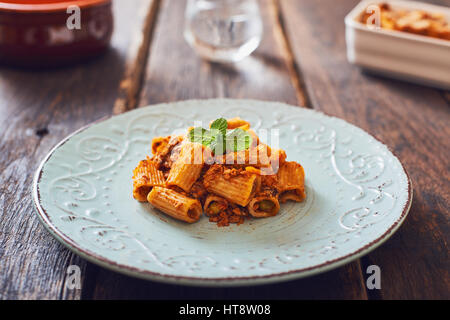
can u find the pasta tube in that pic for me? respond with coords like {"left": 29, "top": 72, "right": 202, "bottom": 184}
{"left": 147, "top": 187, "right": 202, "bottom": 223}
{"left": 151, "top": 136, "right": 170, "bottom": 155}
{"left": 261, "top": 148, "right": 287, "bottom": 175}
{"left": 151, "top": 135, "right": 185, "bottom": 169}
{"left": 247, "top": 189, "right": 280, "bottom": 217}
{"left": 203, "top": 165, "right": 261, "bottom": 206}
{"left": 226, "top": 117, "right": 250, "bottom": 129}
{"left": 247, "top": 129, "right": 259, "bottom": 147}
{"left": 215, "top": 144, "right": 286, "bottom": 172}
{"left": 277, "top": 161, "right": 306, "bottom": 203}
{"left": 132, "top": 159, "right": 166, "bottom": 201}
{"left": 216, "top": 144, "right": 269, "bottom": 166}
{"left": 166, "top": 142, "right": 204, "bottom": 192}
{"left": 204, "top": 194, "right": 228, "bottom": 216}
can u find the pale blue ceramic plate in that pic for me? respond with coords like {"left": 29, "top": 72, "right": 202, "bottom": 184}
{"left": 33, "top": 99, "right": 412, "bottom": 286}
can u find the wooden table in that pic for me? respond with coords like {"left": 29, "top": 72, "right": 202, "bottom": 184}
{"left": 0, "top": 0, "right": 449, "bottom": 300}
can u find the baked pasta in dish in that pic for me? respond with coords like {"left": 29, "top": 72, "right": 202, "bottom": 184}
{"left": 360, "top": 3, "right": 450, "bottom": 40}
{"left": 132, "top": 117, "right": 306, "bottom": 227}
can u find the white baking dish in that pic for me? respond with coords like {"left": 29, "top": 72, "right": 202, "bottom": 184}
{"left": 345, "top": 0, "right": 450, "bottom": 89}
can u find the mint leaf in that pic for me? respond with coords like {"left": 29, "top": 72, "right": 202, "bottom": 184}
{"left": 210, "top": 118, "right": 227, "bottom": 136}
{"left": 225, "top": 128, "right": 252, "bottom": 153}
{"left": 188, "top": 127, "right": 213, "bottom": 146}
{"left": 188, "top": 119, "right": 252, "bottom": 155}
{"left": 209, "top": 133, "right": 226, "bottom": 155}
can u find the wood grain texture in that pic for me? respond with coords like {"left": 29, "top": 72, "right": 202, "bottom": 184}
{"left": 279, "top": 0, "right": 450, "bottom": 299}
{"left": 112, "top": 0, "right": 161, "bottom": 114}
{"left": 89, "top": 259, "right": 367, "bottom": 300}
{"left": 138, "top": 0, "right": 298, "bottom": 105}
{"left": 90, "top": 0, "right": 368, "bottom": 300}
{"left": 0, "top": 0, "right": 157, "bottom": 299}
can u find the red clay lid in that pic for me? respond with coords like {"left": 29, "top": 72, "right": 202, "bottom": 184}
{"left": 0, "top": 0, "right": 110, "bottom": 12}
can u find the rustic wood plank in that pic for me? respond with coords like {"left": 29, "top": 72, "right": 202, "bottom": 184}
{"left": 89, "top": 259, "right": 367, "bottom": 300}
{"left": 0, "top": 0, "right": 158, "bottom": 299}
{"left": 279, "top": 0, "right": 450, "bottom": 299}
{"left": 90, "top": 0, "right": 368, "bottom": 300}
{"left": 112, "top": 0, "right": 162, "bottom": 114}
{"left": 138, "top": 0, "right": 298, "bottom": 105}
{"left": 269, "top": 0, "right": 312, "bottom": 108}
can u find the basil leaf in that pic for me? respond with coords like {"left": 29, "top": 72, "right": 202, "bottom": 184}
{"left": 210, "top": 118, "right": 228, "bottom": 136}
{"left": 225, "top": 128, "right": 252, "bottom": 152}
{"left": 188, "top": 127, "right": 213, "bottom": 146}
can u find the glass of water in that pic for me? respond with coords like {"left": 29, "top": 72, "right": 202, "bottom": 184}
{"left": 184, "top": 0, "right": 263, "bottom": 63}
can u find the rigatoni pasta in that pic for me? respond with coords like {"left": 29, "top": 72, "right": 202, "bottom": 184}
{"left": 204, "top": 194, "right": 228, "bottom": 216}
{"left": 203, "top": 165, "right": 261, "bottom": 207}
{"left": 222, "top": 117, "right": 250, "bottom": 129}
{"left": 147, "top": 186, "right": 202, "bottom": 223}
{"left": 247, "top": 188, "right": 280, "bottom": 217}
{"left": 132, "top": 159, "right": 166, "bottom": 202}
{"left": 151, "top": 136, "right": 170, "bottom": 155}
{"left": 277, "top": 161, "right": 306, "bottom": 203}
{"left": 132, "top": 117, "right": 306, "bottom": 227}
{"left": 166, "top": 142, "right": 204, "bottom": 192}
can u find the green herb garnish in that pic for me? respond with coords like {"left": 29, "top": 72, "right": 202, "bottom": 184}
{"left": 188, "top": 118, "right": 252, "bottom": 155}
{"left": 225, "top": 128, "right": 252, "bottom": 153}
{"left": 209, "top": 118, "right": 228, "bottom": 136}
{"left": 189, "top": 127, "right": 214, "bottom": 146}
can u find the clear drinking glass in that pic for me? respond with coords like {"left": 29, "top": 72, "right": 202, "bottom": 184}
{"left": 184, "top": 0, "right": 263, "bottom": 63}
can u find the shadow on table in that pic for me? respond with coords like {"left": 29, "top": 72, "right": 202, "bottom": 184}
{"left": 0, "top": 46, "right": 124, "bottom": 73}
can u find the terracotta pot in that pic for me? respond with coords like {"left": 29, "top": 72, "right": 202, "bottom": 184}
{"left": 0, "top": 0, "right": 113, "bottom": 67}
